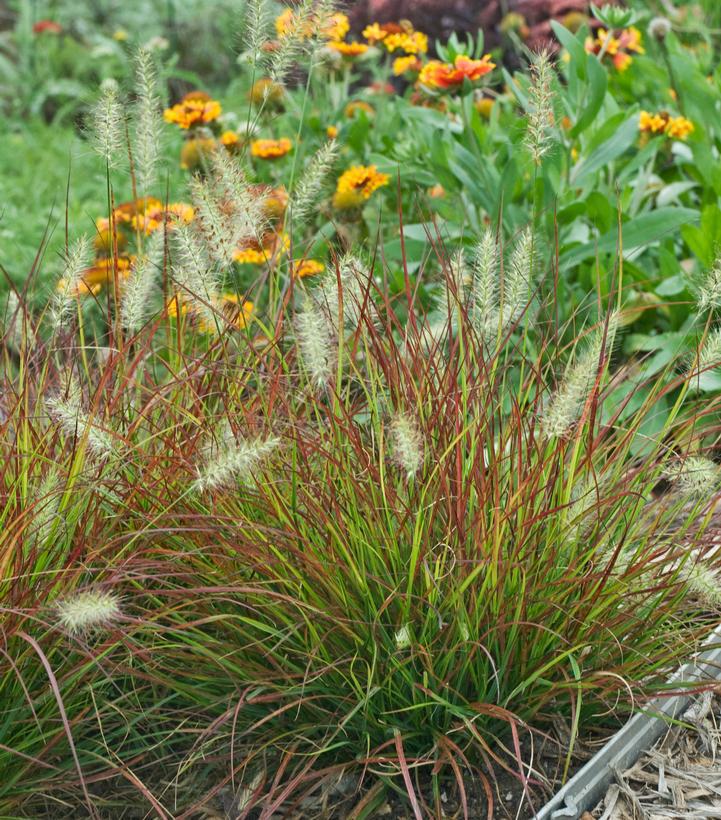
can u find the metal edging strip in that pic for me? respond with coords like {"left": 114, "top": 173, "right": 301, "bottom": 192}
{"left": 535, "top": 622, "right": 721, "bottom": 820}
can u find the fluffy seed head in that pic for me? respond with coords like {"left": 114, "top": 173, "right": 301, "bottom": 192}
{"left": 133, "top": 48, "right": 163, "bottom": 193}
{"left": 524, "top": 50, "right": 556, "bottom": 165}
{"left": 193, "top": 428, "right": 279, "bottom": 493}
{"left": 51, "top": 236, "right": 93, "bottom": 328}
{"left": 648, "top": 16, "right": 672, "bottom": 41}
{"left": 688, "top": 327, "right": 721, "bottom": 391}
{"left": 92, "top": 84, "right": 125, "bottom": 168}
{"left": 289, "top": 139, "right": 338, "bottom": 228}
{"left": 470, "top": 228, "right": 500, "bottom": 340}
{"left": 501, "top": 227, "right": 535, "bottom": 329}
{"left": 395, "top": 623, "right": 412, "bottom": 649}
{"left": 685, "top": 563, "right": 721, "bottom": 607}
{"left": 46, "top": 387, "right": 115, "bottom": 460}
{"left": 542, "top": 313, "right": 618, "bottom": 438}
{"left": 389, "top": 412, "right": 424, "bottom": 479}
{"left": 296, "top": 297, "right": 336, "bottom": 388}
{"left": 664, "top": 455, "right": 719, "bottom": 499}
{"left": 56, "top": 589, "right": 122, "bottom": 635}
{"left": 121, "top": 232, "right": 164, "bottom": 334}
{"left": 698, "top": 256, "right": 721, "bottom": 313}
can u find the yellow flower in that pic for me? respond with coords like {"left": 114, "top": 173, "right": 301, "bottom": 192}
{"left": 333, "top": 165, "right": 390, "bottom": 209}
{"left": 322, "top": 12, "right": 350, "bottom": 41}
{"left": 427, "top": 184, "right": 445, "bottom": 199}
{"left": 112, "top": 29, "right": 128, "bottom": 42}
{"left": 93, "top": 218, "right": 127, "bottom": 255}
{"left": 275, "top": 8, "right": 297, "bottom": 37}
{"left": 180, "top": 137, "right": 217, "bottom": 170}
{"left": 292, "top": 259, "right": 325, "bottom": 278}
{"left": 56, "top": 278, "right": 103, "bottom": 297}
{"left": 234, "top": 232, "right": 290, "bottom": 264}
{"left": 220, "top": 131, "right": 241, "bottom": 152}
{"left": 393, "top": 55, "right": 421, "bottom": 75}
{"left": 250, "top": 138, "right": 293, "bottom": 159}
{"left": 362, "top": 23, "right": 387, "bottom": 43}
{"left": 249, "top": 78, "right": 284, "bottom": 106}
{"left": 326, "top": 125, "right": 339, "bottom": 139}
{"left": 639, "top": 111, "right": 694, "bottom": 141}
{"left": 665, "top": 115, "right": 694, "bottom": 140}
{"left": 474, "top": 96, "right": 494, "bottom": 118}
{"left": 164, "top": 97, "right": 222, "bottom": 129}
{"left": 345, "top": 100, "right": 375, "bottom": 118}
{"left": 639, "top": 110, "right": 667, "bottom": 134}
{"left": 383, "top": 31, "right": 428, "bottom": 55}
{"left": 197, "top": 295, "right": 255, "bottom": 333}
{"left": 328, "top": 40, "right": 369, "bottom": 57}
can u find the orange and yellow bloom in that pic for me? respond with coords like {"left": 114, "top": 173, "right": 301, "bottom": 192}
{"left": 333, "top": 165, "right": 390, "bottom": 209}
{"left": 250, "top": 138, "right": 293, "bottom": 159}
{"left": 639, "top": 110, "right": 694, "bottom": 140}
{"left": 131, "top": 202, "right": 195, "bottom": 234}
{"left": 585, "top": 27, "right": 644, "bottom": 72}
{"left": 292, "top": 259, "right": 325, "bottom": 278}
{"left": 164, "top": 95, "right": 222, "bottom": 129}
{"left": 419, "top": 55, "right": 496, "bottom": 90}
{"left": 393, "top": 55, "right": 422, "bottom": 76}
{"left": 328, "top": 40, "right": 369, "bottom": 57}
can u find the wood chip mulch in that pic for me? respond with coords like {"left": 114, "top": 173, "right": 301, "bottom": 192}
{"left": 590, "top": 689, "right": 721, "bottom": 820}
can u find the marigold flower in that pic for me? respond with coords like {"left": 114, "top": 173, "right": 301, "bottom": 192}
{"left": 234, "top": 232, "right": 290, "bottom": 264}
{"left": 112, "top": 197, "right": 162, "bottom": 224}
{"left": 393, "top": 55, "right": 422, "bottom": 75}
{"left": 383, "top": 30, "right": 428, "bottom": 55}
{"left": 665, "top": 115, "right": 694, "bottom": 140}
{"left": 164, "top": 97, "right": 222, "bottom": 129}
{"left": 292, "top": 259, "right": 325, "bottom": 278}
{"left": 132, "top": 203, "right": 194, "bottom": 234}
{"left": 275, "top": 7, "right": 348, "bottom": 41}
{"left": 328, "top": 40, "right": 369, "bottom": 57}
{"left": 363, "top": 23, "right": 388, "bottom": 43}
{"left": 220, "top": 130, "right": 241, "bottom": 152}
{"left": 345, "top": 100, "right": 375, "bottom": 118}
{"left": 326, "top": 125, "right": 339, "bottom": 139}
{"left": 180, "top": 137, "right": 217, "bottom": 170}
{"left": 419, "top": 55, "right": 496, "bottom": 90}
{"left": 250, "top": 138, "right": 293, "bottom": 159}
{"left": 333, "top": 165, "right": 390, "bottom": 210}
{"left": 639, "top": 110, "right": 667, "bottom": 134}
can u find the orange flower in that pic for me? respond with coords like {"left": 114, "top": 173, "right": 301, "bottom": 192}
{"left": 328, "top": 40, "right": 369, "bottom": 57}
{"left": 585, "top": 27, "right": 644, "bottom": 72}
{"left": 419, "top": 55, "right": 495, "bottom": 90}
{"left": 292, "top": 259, "right": 325, "bottom": 278}
{"left": 164, "top": 97, "right": 222, "bottom": 129}
{"left": 640, "top": 110, "right": 694, "bottom": 140}
{"left": 250, "top": 138, "right": 293, "bottom": 159}
{"left": 326, "top": 125, "right": 339, "bottom": 139}
{"left": 113, "top": 197, "right": 162, "bottom": 224}
{"left": 333, "top": 165, "right": 390, "bottom": 209}
{"left": 427, "top": 184, "right": 446, "bottom": 199}
{"left": 132, "top": 203, "right": 194, "bottom": 234}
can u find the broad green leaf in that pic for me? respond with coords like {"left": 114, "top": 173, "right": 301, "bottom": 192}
{"left": 560, "top": 207, "right": 699, "bottom": 267}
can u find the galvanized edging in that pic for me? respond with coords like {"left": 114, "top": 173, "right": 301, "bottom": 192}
{"left": 535, "top": 622, "right": 721, "bottom": 820}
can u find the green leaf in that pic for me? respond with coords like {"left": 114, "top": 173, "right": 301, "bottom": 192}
{"left": 570, "top": 53, "right": 607, "bottom": 137}
{"left": 571, "top": 115, "right": 638, "bottom": 185}
{"left": 560, "top": 207, "right": 699, "bottom": 268}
